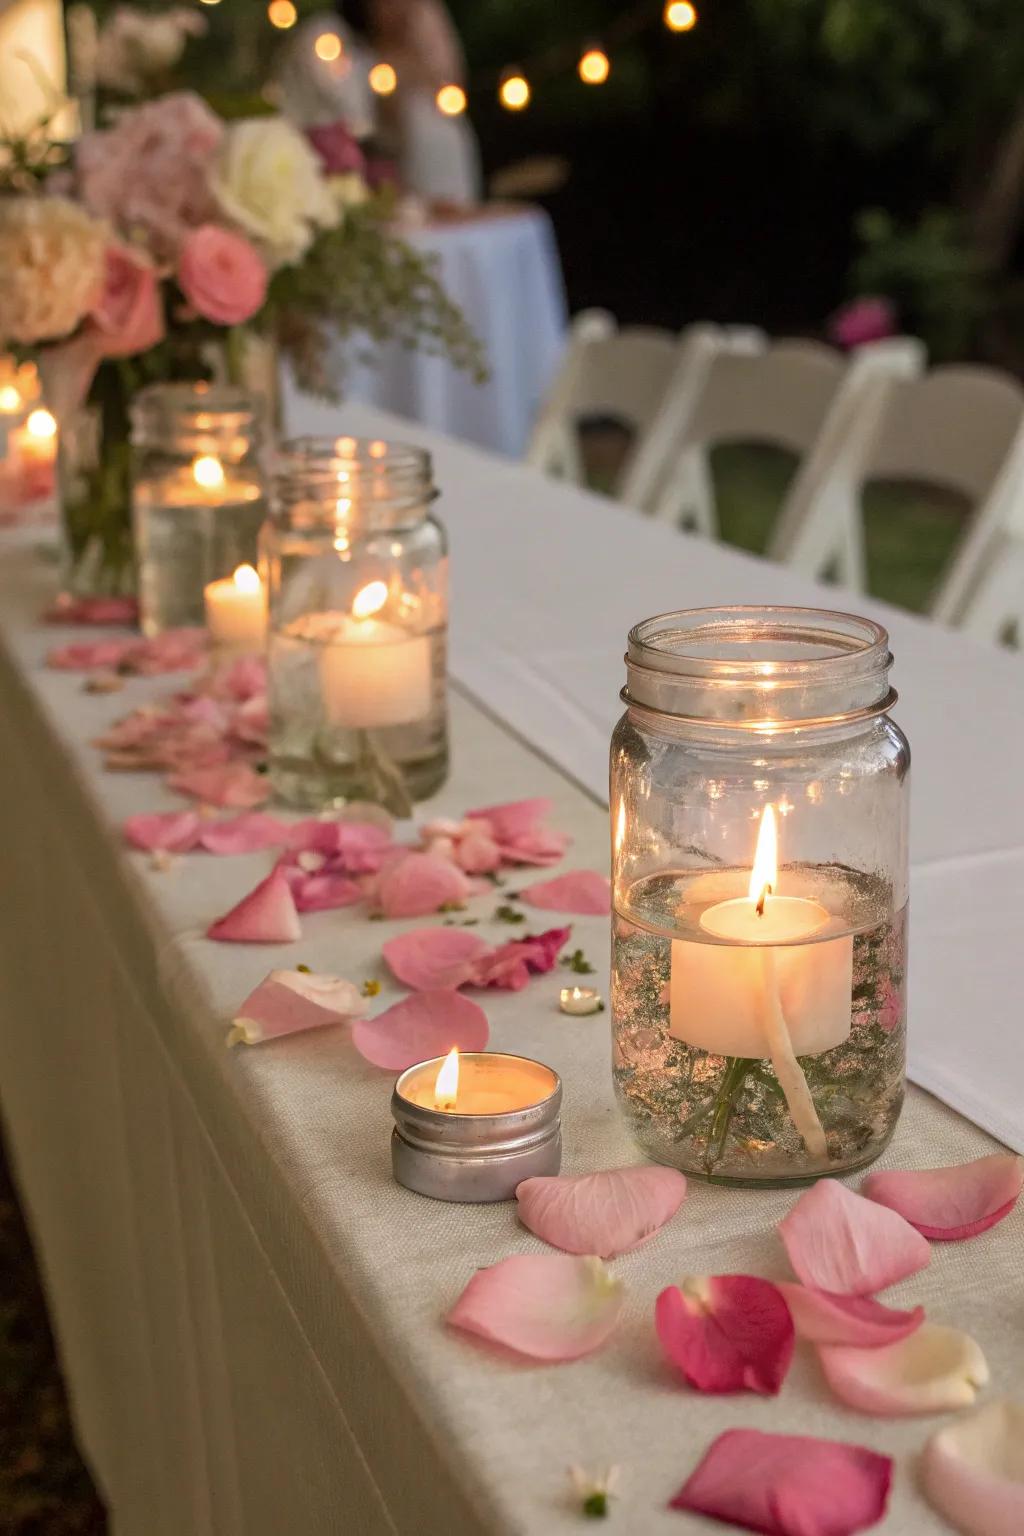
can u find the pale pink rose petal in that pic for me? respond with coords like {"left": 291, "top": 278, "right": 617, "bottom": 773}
{"left": 447, "top": 1254, "right": 624, "bottom": 1362}
{"left": 375, "top": 851, "right": 473, "bottom": 918}
{"left": 201, "top": 653, "right": 267, "bottom": 701}
{"left": 44, "top": 594, "right": 139, "bottom": 626}
{"left": 776, "top": 1284, "right": 924, "bottom": 1348}
{"left": 819, "top": 1324, "right": 989, "bottom": 1416}
{"left": 229, "top": 969, "right": 367, "bottom": 1045}
{"left": 168, "top": 761, "right": 270, "bottom": 808}
{"left": 656, "top": 1275, "right": 794, "bottom": 1395}
{"left": 519, "top": 870, "right": 611, "bottom": 916}
{"left": 670, "top": 1427, "right": 893, "bottom": 1535}
{"left": 922, "top": 1399, "right": 1024, "bottom": 1536}
{"left": 779, "top": 1179, "right": 931, "bottom": 1296}
{"left": 455, "top": 831, "right": 503, "bottom": 874}
{"left": 466, "top": 797, "right": 553, "bottom": 840}
{"left": 498, "top": 826, "right": 572, "bottom": 866}
{"left": 291, "top": 872, "right": 363, "bottom": 912}
{"left": 516, "top": 1166, "right": 686, "bottom": 1258}
{"left": 197, "top": 812, "right": 290, "bottom": 854}
{"left": 351, "top": 989, "right": 488, "bottom": 1070}
{"left": 123, "top": 810, "right": 203, "bottom": 852}
{"left": 383, "top": 928, "right": 491, "bottom": 990}
{"left": 861, "top": 1154, "right": 1024, "bottom": 1241}
{"left": 207, "top": 867, "right": 302, "bottom": 944}
{"left": 128, "top": 627, "right": 207, "bottom": 675}
{"left": 288, "top": 818, "right": 393, "bottom": 872}
{"left": 48, "top": 638, "right": 134, "bottom": 671}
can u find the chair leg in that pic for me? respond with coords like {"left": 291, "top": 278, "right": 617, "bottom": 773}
{"left": 651, "top": 449, "right": 718, "bottom": 538}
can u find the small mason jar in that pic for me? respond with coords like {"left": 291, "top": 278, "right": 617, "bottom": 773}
{"left": 610, "top": 607, "right": 910, "bottom": 1187}
{"left": 262, "top": 435, "right": 448, "bottom": 815}
{"left": 131, "top": 383, "right": 266, "bottom": 635}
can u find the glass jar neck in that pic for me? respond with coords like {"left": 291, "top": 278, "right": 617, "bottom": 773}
{"left": 130, "top": 383, "right": 261, "bottom": 460}
{"left": 272, "top": 436, "right": 437, "bottom": 534}
{"left": 624, "top": 607, "right": 896, "bottom": 732}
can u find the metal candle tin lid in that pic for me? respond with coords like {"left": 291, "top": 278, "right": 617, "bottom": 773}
{"left": 391, "top": 1052, "right": 563, "bottom": 1203}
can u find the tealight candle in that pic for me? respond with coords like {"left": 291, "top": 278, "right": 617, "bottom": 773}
{"left": 559, "top": 985, "right": 604, "bottom": 1016}
{"left": 204, "top": 563, "right": 267, "bottom": 649}
{"left": 391, "top": 1049, "right": 562, "bottom": 1201}
{"left": 9, "top": 407, "right": 57, "bottom": 502}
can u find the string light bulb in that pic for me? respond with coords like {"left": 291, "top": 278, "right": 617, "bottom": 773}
{"left": 436, "top": 82, "right": 467, "bottom": 116}
{"left": 499, "top": 69, "right": 530, "bottom": 111}
{"left": 314, "top": 33, "right": 343, "bottom": 61}
{"left": 578, "top": 47, "right": 610, "bottom": 86}
{"left": 368, "top": 61, "right": 397, "bottom": 95}
{"left": 664, "top": 0, "right": 698, "bottom": 30}
{"left": 267, "top": 0, "right": 297, "bottom": 30}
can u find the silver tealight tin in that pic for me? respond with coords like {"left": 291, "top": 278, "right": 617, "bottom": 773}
{"left": 391, "top": 1052, "right": 563, "bottom": 1202}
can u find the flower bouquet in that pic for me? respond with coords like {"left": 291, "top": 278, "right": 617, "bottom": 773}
{"left": 0, "top": 91, "right": 483, "bottom": 593}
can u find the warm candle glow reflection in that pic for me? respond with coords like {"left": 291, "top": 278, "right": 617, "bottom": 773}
{"left": 749, "top": 804, "right": 777, "bottom": 911}
{"left": 232, "top": 563, "right": 261, "bottom": 595}
{"left": 352, "top": 579, "right": 388, "bottom": 619}
{"left": 192, "top": 454, "right": 225, "bottom": 490}
{"left": 0, "top": 385, "right": 22, "bottom": 413}
{"left": 26, "top": 408, "right": 57, "bottom": 440}
{"left": 434, "top": 1047, "right": 459, "bottom": 1110}
{"left": 614, "top": 797, "right": 626, "bottom": 854}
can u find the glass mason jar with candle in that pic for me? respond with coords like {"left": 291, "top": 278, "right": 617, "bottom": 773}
{"left": 131, "top": 383, "right": 267, "bottom": 636}
{"left": 610, "top": 607, "right": 910, "bottom": 1187}
{"left": 262, "top": 436, "right": 448, "bottom": 815}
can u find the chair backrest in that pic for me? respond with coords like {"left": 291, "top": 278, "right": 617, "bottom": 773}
{"left": 680, "top": 339, "right": 846, "bottom": 456}
{"left": 869, "top": 366, "right": 1024, "bottom": 501}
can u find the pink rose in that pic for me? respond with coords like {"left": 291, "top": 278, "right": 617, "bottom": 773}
{"left": 92, "top": 243, "right": 164, "bottom": 358}
{"left": 827, "top": 296, "right": 897, "bottom": 350}
{"left": 307, "top": 120, "right": 366, "bottom": 177}
{"left": 178, "top": 225, "right": 268, "bottom": 327}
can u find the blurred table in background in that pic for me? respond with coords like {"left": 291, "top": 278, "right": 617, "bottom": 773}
{"left": 337, "top": 204, "right": 566, "bottom": 457}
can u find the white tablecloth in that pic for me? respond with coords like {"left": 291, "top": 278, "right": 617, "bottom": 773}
{"left": 1, "top": 407, "right": 1023, "bottom": 1535}
{"left": 337, "top": 207, "right": 566, "bottom": 457}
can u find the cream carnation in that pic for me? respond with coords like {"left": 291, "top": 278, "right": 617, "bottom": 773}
{"left": 212, "top": 117, "right": 340, "bottom": 266}
{"left": 0, "top": 197, "right": 107, "bottom": 346}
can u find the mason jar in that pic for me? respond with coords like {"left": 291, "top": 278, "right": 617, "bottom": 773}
{"left": 610, "top": 606, "right": 910, "bottom": 1187}
{"left": 131, "top": 383, "right": 266, "bottom": 635}
{"left": 262, "top": 435, "right": 448, "bottom": 815}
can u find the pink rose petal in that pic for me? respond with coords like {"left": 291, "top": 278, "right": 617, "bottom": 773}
{"left": 656, "top": 1274, "right": 794, "bottom": 1395}
{"left": 230, "top": 969, "right": 367, "bottom": 1045}
{"left": 519, "top": 870, "right": 611, "bottom": 915}
{"left": 197, "top": 812, "right": 290, "bottom": 854}
{"left": 861, "top": 1154, "right": 1024, "bottom": 1241}
{"left": 290, "top": 872, "right": 363, "bottom": 912}
{"left": 168, "top": 760, "right": 270, "bottom": 808}
{"left": 923, "top": 1400, "right": 1024, "bottom": 1536}
{"left": 351, "top": 989, "right": 488, "bottom": 1070}
{"left": 207, "top": 867, "right": 302, "bottom": 944}
{"left": 670, "top": 1428, "right": 893, "bottom": 1536}
{"left": 447, "top": 1254, "right": 624, "bottom": 1362}
{"left": 455, "top": 831, "right": 503, "bottom": 874}
{"left": 517, "top": 1166, "right": 686, "bottom": 1258}
{"left": 123, "top": 810, "right": 202, "bottom": 853}
{"left": 44, "top": 594, "right": 139, "bottom": 626}
{"left": 779, "top": 1179, "right": 931, "bottom": 1296}
{"left": 498, "top": 826, "right": 572, "bottom": 866}
{"left": 383, "top": 928, "right": 491, "bottom": 990}
{"left": 777, "top": 1284, "right": 924, "bottom": 1348}
{"left": 48, "top": 638, "right": 134, "bottom": 671}
{"left": 469, "top": 926, "right": 572, "bottom": 991}
{"left": 287, "top": 818, "right": 393, "bottom": 872}
{"left": 375, "top": 852, "right": 472, "bottom": 918}
{"left": 129, "top": 627, "right": 207, "bottom": 675}
{"left": 819, "top": 1324, "right": 989, "bottom": 1416}
{"left": 467, "top": 797, "right": 553, "bottom": 840}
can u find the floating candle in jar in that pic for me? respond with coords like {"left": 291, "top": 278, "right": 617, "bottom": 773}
{"left": 317, "top": 579, "right": 433, "bottom": 730}
{"left": 670, "top": 805, "right": 853, "bottom": 1157}
{"left": 9, "top": 408, "right": 57, "bottom": 501}
{"left": 391, "top": 1050, "right": 562, "bottom": 1201}
{"left": 559, "top": 985, "right": 604, "bottom": 1016}
{"left": 204, "top": 563, "right": 266, "bottom": 649}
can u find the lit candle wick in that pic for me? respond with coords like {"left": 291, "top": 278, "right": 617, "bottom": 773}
{"left": 755, "top": 882, "right": 771, "bottom": 918}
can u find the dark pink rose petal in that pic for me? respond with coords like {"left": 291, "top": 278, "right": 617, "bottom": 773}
{"left": 123, "top": 810, "right": 202, "bottom": 853}
{"left": 448, "top": 1254, "right": 624, "bottom": 1361}
{"left": 656, "top": 1275, "right": 794, "bottom": 1395}
{"left": 48, "top": 639, "right": 135, "bottom": 671}
{"left": 777, "top": 1284, "right": 924, "bottom": 1348}
{"left": 469, "top": 926, "right": 573, "bottom": 991}
{"left": 168, "top": 761, "right": 270, "bottom": 808}
{"left": 44, "top": 594, "right": 139, "bottom": 626}
{"left": 351, "top": 989, "right": 488, "bottom": 1070}
{"left": 467, "top": 797, "right": 553, "bottom": 840}
{"left": 517, "top": 1166, "right": 686, "bottom": 1258}
{"left": 197, "top": 812, "right": 290, "bottom": 854}
{"left": 230, "top": 969, "right": 367, "bottom": 1045}
{"left": 375, "top": 852, "right": 472, "bottom": 918}
{"left": 779, "top": 1179, "right": 930, "bottom": 1296}
{"left": 383, "top": 928, "right": 490, "bottom": 990}
{"left": 923, "top": 1401, "right": 1024, "bottom": 1536}
{"left": 819, "top": 1324, "right": 989, "bottom": 1416}
{"left": 290, "top": 872, "right": 363, "bottom": 912}
{"left": 670, "top": 1427, "right": 893, "bottom": 1535}
{"left": 861, "top": 1154, "right": 1024, "bottom": 1241}
{"left": 519, "top": 870, "right": 611, "bottom": 915}
{"left": 207, "top": 868, "right": 302, "bottom": 944}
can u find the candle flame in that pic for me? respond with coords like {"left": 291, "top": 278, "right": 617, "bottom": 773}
{"left": 434, "top": 1047, "right": 459, "bottom": 1110}
{"left": 26, "top": 408, "right": 57, "bottom": 440}
{"left": 232, "top": 564, "right": 261, "bottom": 594}
{"left": 748, "top": 804, "right": 777, "bottom": 913}
{"left": 0, "top": 385, "right": 22, "bottom": 413}
{"left": 193, "top": 454, "right": 225, "bottom": 490}
{"left": 352, "top": 580, "right": 388, "bottom": 619}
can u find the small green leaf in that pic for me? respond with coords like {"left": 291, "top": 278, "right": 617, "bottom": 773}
{"left": 494, "top": 903, "right": 526, "bottom": 925}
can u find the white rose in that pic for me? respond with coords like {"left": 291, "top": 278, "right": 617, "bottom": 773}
{"left": 327, "top": 173, "right": 371, "bottom": 213}
{"left": 212, "top": 118, "right": 340, "bottom": 266}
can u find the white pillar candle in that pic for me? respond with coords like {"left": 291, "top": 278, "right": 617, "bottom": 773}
{"left": 319, "top": 581, "right": 432, "bottom": 730}
{"left": 204, "top": 563, "right": 266, "bottom": 649}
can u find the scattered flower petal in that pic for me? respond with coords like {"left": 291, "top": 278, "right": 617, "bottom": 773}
{"left": 44, "top": 593, "right": 139, "bottom": 626}
{"left": 229, "top": 969, "right": 367, "bottom": 1045}
{"left": 48, "top": 638, "right": 135, "bottom": 671}
{"left": 776, "top": 1284, "right": 924, "bottom": 1348}
{"left": 448, "top": 1254, "right": 624, "bottom": 1361}
{"left": 207, "top": 867, "right": 302, "bottom": 944}
{"left": 129, "top": 627, "right": 207, "bottom": 675}
{"left": 517, "top": 1166, "right": 686, "bottom": 1258}
{"left": 467, "top": 797, "right": 554, "bottom": 840}
{"left": 519, "top": 870, "right": 611, "bottom": 916}
{"left": 351, "top": 988, "right": 488, "bottom": 1070}
{"left": 375, "top": 852, "right": 472, "bottom": 918}
{"left": 779, "top": 1179, "right": 930, "bottom": 1296}
{"left": 819, "top": 1324, "right": 989, "bottom": 1416}
{"left": 670, "top": 1428, "right": 892, "bottom": 1535}
{"left": 922, "top": 1399, "right": 1024, "bottom": 1536}
{"left": 123, "top": 810, "right": 202, "bottom": 853}
{"left": 290, "top": 872, "right": 363, "bottom": 912}
{"left": 287, "top": 818, "right": 393, "bottom": 871}
{"left": 168, "top": 760, "right": 270, "bottom": 808}
{"left": 469, "top": 926, "right": 572, "bottom": 990}
{"left": 197, "top": 812, "right": 290, "bottom": 854}
{"left": 861, "top": 1154, "right": 1024, "bottom": 1241}
{"left": 655, "top": 1275, "right": 794, "bottom": 1395}
{"left": 454, "top": 830, "right": 502, "bottom": 874}
{"left": 383, "top": 927, "right": 491, "bottom": 990}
